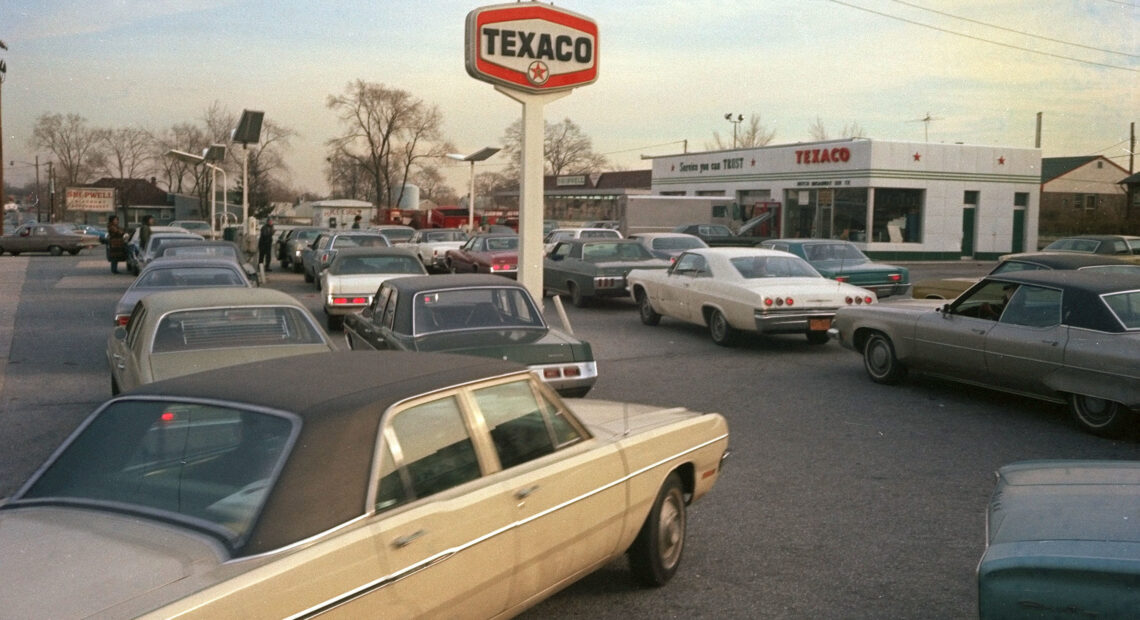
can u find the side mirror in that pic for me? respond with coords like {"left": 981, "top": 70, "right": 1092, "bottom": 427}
{"left": 938, "top": 304, "right": 951, "bottom": 316}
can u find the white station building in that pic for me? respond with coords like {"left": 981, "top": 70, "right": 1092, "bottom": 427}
{"left": 649, "top": 138, "right": 1041, "bottom": 260}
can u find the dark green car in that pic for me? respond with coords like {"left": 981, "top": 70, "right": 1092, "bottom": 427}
{"left": 544, "top": 239, "right": 671, "bottom": 307}
{"left": 759, "top": 238, "right": 909, "bottom": 298}
{"left": 343, "top": 274, "right": 596, "bottom": 397}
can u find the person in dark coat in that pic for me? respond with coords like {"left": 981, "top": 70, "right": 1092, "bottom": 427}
{"left": 258, "top": 218, "right": 275, "bottom": 271}
{"left": 139, "top": 215, "right": 154, "bottom": 249}
{"left": 352, "top": 214, "right": 362, "bottom": 229}
{"left": 106, "top": 215, "right": 127, "bottom": 274}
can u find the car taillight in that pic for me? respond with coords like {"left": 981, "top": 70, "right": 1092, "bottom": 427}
{"left": 115, "top": 315, "right": 130, "bottom": 326}
{"left": 888, "top": 273, "right": 902, "bottom": 282}
{"left": 543, "top": 365, "right": 582, "bottom": 379}
{"left": 332, "top": 297, "right": 368, "bottom": 305}
{"left": 835, "top": 276, "right": 849, "bottom": 282}
{"left": 763, "top": 297, "right": 794, "bottom": 307}
{"left": 491, "top": 263, "right": 515, "bottom": 271}
{"left": 864, "top": 296, "right": 874, "bottom": 304}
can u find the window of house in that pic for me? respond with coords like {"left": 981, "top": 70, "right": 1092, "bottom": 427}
{"left": 1014, "top": 193, "right": 1029, "bottom": 207}
{"left": 964, "top": 191, "right": 979, "bottom": 205}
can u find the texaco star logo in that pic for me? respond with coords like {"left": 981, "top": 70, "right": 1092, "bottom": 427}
{"left": 527, "top": 61, "right": 550, "bottom": 86}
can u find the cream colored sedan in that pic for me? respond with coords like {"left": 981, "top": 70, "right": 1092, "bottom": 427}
{"left": 1, "top": 351, "right": 729, "bottom": 618}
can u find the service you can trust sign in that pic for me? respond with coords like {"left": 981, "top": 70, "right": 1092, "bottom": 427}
{"left": 465, "top": 3, "right": 599, "bottom": 93}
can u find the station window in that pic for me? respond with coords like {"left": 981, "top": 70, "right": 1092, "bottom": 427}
{"left": 872, "top": 188, "right": 923, "bottom": 243}
{"left": 1014, "top": 192, "right": 1029, "bottom": 207}
{"left": 964, "top": 191, "right": 979, "bottom": 205}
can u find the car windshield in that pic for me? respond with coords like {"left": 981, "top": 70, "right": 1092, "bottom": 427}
{"left": 378, "top": 228, "right": 414, "bottom": 242}
{"left": 485, "top": 236, "right": 518, "bottom": 251}
{"left": 330, "top": 255, "right": 424, "bottom": 275}
{"left": 162, "top": 245, "right": 239, "bottom": 260}
{"left": 580, "top": 230, "right": 621, "bottom": 239}
{"left": 581, "top": 242, "right": 652, "bottom": 262}
{"left": 414, "top": 287, "right": 545, "bottom": 334}
{"left": 295, "top": 229, "right": 322, "bottom": 242}
{"left": 149, "top": 236, "right": 201, "bottom": 255}
{"left": 1044, "top": 238, "right": 1100, "bottom": 253}
{"left": 18, "top": 400, "right": 295, "bottom": 548}
{"left": 152, "top": 306, "right": 326, "bottom": 352}
{"left": 652, "top": 236, "right": 705, "bottom": 251}
{"left": 1102, "top": 291, "right": 1140, "bottom": 330}
{"left": 334, "top": 235, "right": 388, "bottom": 248}
{"left": 803, "top": 243, "right": 866, "bottom": 261}
{"left": 731, "top": 255, "right": 821, "bottom": 278}
{"left": 175, "top": 222, "right": 211, "bottom": 232}
{"left": 136, "top": 267, "right": 245, "bottom": 288}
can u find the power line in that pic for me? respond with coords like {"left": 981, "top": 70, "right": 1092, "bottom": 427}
{"left": 887, "top": 0, "right": 1138, "bottom": 59}
{"left": 827, "top": 0, "right": 1138, "bottom": 72}
{"left": 603, "top": 140, "right": 688, "bottom": 156}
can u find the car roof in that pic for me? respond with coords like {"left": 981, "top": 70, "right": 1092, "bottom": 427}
{"left": 386, "top": 273, "right": 528, "bottom": 294}
{"left": 685, "top": 246, "right": 796, "bottom": 259}
{"left": 137, "top": 287, "right": 305, "bottom": 314}
{"left": 140, "top": 257, "right": 246, "bottom": 271}
{"left": 764, "top": 238, "right": 850, "bottom": 245}
{"left": 471, "top": 232, "right": 517, "bottom": 239}
{"left": 125, "top": 350, "right": 528, "bottom": 555}
{"left": 629, "top": 232, "right": 697, "bottom": 239}
{"left": 986, "top": 268, "right": 1140, "bottom": 295}
{"left": 329, "top": 246, "right": 418, "bottom": 259}
{"left": 999, "top": 252, "right": 1131, "bottom": 269}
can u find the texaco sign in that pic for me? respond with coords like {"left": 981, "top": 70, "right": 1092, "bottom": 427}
{"left": 465, "top": 3, "right": 598, "bottom": 93}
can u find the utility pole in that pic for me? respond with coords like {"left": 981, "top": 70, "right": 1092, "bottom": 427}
{"left": 0, "top": 39, "right": 7, "bottom": 236}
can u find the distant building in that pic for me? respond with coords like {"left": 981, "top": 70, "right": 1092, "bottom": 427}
{"left": 1039, "top": 156, "right": 1132, "bottom": 237}
{"left": 493, "top": 170, "right": 652, "bottom": 222}
{"left": 88, "top": 177, "right": 172, "bottom": 225}
{"left": 296, "top": 199, "right": 376, "bottom": 230}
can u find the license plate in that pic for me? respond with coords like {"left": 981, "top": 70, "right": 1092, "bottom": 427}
{"left": 810, "top": 318, "right": 831, "bottom": 331}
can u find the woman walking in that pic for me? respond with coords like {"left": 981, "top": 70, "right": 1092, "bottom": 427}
{"left": 106, "top": 215, "right": 127, "bottom": 274}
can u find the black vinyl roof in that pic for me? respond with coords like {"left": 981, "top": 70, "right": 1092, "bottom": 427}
{"left": 999, "top": 252, "right": 1132, "bottom": 270}
{"left": 985, "top": 270, "right": 1140, "bottom": 332}
{"left": 386, "top": 273, "right": 527, "bottom": 294}
{"left": 126, "top": 351, "right": 528, "bottom": 555}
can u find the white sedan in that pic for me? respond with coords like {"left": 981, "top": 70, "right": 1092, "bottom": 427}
{"left": 319, "top": 247, "right": 427, "bottom": 330}
{"left": 628, "top": 247, "right": 877, "bottom": 345}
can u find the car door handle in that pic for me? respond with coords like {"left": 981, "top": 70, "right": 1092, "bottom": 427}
{"left": 1041, "top": 339, "right": 1059, "bottom": 346}
{"left": 392, "top": 530, "right": 427, "bottom": 548}
{"left": 514, "top": 485, "right": 540, "bottom": 500}
{"left": 971, "top": 328, "right": 986, "bottom": 335}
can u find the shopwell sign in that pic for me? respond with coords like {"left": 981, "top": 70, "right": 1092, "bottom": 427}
{"left": 465, "top": 4, "right": 598, "bottom": 93}
{"left": 65, "top": 187, "right": 115, "bottom": 212}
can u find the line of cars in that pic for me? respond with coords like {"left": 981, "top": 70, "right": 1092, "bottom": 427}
{"left": 5, "top": 221, "right": 732, "bottom": 617}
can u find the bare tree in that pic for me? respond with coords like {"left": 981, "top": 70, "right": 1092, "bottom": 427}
{"left": 501, "top": 117, "right": 607, "bottom": 178}
{"left": 326, "top": 151, "right": 374, "bottom": 202}
{"left": 233, "top": 119, "right": 296, "bottom": 218}
{"left": 708, "top": 113, "right": 777, "bottom": 150}
{"left": 410, "top": 165, "right": 456, "bottom": 204}
{"left": 30, "top": 113, "right": 105, "bottom": 187}
{"left": 152, "top": 122, "right": 209, "bottom": 194}
{"left": 808, "top": 116, "right": 867, "bottom": 141}
{"left": 325, "top": 80, "right": 452, "bottom": 209}
{"left": 98, "top": 126, "right": 153, "bottom": 180}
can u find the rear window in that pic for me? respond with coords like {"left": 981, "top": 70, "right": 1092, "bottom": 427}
{"left": 137, "top": 267, "right": 245, "bottom": 288}
{"left": 162, "top": 246, "right": 238, "bottom": 260}
{"left": 330, "top": 255, "right": 424, "bottom": 275}
{"left": 1103, "top": 291, "right": 1140, "bottom": 330}
{"left": 20, "top": 400, "right": 296, "bottom": 547}
{"left": 731, "top": 255, "right": 820, "bottom": 279}
{"left": 334, "top": 235, "right": 389, "bottom": 248}
{"left": 414, "top": 287, "right": 544, "bottom": 333}
{"left": 580, "top": 230, "right": 620, "bottom": 240}
{"left": 152, "top": 306, "right": 326, "bottom": 352}
{"left": 581, "top": 242, "right": 651, "bottom": 261}
{"left": 652, "top": 236, "right": 705, "bottom": 251}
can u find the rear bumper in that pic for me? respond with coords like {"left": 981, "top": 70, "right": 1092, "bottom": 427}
{"left": 754, "top": 310, "right": 836, "bottom": 334}
{"left": 530, "top": 361, "right": 598, "bottom": 398}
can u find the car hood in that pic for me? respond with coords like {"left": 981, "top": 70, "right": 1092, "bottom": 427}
{"left": 0, "top": 506, "right": 223, "bottom": 618}
{"left": 590, "top": 259, "right": 671, "bottom": 274}
{"left": 325, "top": 273, "right": 417, "bottom": 295}
{"left": 410, "top": 328, "right": 589, "bottom": 363}
{"left": 148, "top": 344, "right": 334, "bottom": 383}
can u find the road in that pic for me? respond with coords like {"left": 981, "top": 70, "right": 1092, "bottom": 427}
{"left": 1, "top": 254, "right": 1136, "bottom": 619}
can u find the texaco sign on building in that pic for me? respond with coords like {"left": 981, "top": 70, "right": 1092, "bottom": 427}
{"left": 465, "top": 3, "right": 598, "bottom": 93}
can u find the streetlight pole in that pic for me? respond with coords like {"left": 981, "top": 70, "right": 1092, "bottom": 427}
{"left": 724, "top": 113, "right": 743, "bottom": 148}
{"left": 447, "top": 146, "right": 501, "bottom": 231}
{"left": 0, "top": 41, "right": 7, "bottom": 236}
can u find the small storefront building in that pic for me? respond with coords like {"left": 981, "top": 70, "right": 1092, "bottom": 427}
{"left": 650, "top": 139, "right": 1041, "bottom": 260}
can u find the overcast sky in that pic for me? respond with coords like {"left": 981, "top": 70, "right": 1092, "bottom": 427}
{"left": 3, "top": 0, "right": 1137, "bottom": 196}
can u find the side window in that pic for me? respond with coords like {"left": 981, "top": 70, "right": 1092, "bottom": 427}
{"left": 384, "top": 395, "right": 480, "bottom": 502}
{"left": 673, "top": 253, "right": 705, "bottom": 275}
{"left": 999, "top": 285, "right": 1061, "bottom": 328}
{"left": 551, "top": 244, "right": 572, "bottom": 260}
{"left": 952, "top": 281, "right": 1017, "bottom": 321}
{"left": 125, "top": 307, "right": 148, "bottom": 349}
{"left": 370, "top": 286, "right": 391, "bottom": 326}
{"left": 472, "top": 379, "right": 585, "bottom": 470}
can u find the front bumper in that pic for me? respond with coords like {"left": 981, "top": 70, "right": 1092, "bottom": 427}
{"left": 753, "top": 309, "right": 836, "bottom": 334}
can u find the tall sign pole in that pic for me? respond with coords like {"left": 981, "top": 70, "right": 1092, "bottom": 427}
{"left": 465, "top": 3, "right": 598, "bottom": 304}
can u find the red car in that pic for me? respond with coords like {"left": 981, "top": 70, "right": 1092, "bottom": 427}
{"left": 445, "top": 232, "right": 518, "bottom": 277}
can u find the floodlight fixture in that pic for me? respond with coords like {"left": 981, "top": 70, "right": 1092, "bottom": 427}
{"left": 202, "top": 144, "right": 227, "bottom": 162}
{"left": 232, "top": 110, "right": 264, "bottom": 145}
{"left": 166, "top": 149, "right": 204, "bottom": 165}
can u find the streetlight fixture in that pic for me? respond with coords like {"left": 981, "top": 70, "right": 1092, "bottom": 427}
{"left": 447, "top": 146, "right": 501, "bottom": 231}
{"left": 231, "top": 110, "right": 264, "bottom": 233}
{"left": 167, "top": 147, "right": 227, "bottom": 239}
{"left": 724, "top": 113, "right": 744, "bottom": 148}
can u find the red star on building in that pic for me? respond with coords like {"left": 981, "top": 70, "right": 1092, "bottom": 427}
{"left": 913, "top": 152, "right": 922, "bottom": 162}
{"left": 751, "top": 159, "right": 756, "bottom": 166}
{"left": 529, "top": 63, "right": 548, "bottom": 81}
{"left": 998, "top": 156, "right": 1006, "bottom": 165}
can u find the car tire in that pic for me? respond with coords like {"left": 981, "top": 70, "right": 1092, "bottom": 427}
{"left": 49, "top": 245, "right": 63, "bottom": 256}
{"left": 569, "top": 282, "right": 589, "bottom": 308}
{"left": 1070, "top": 394, "right": 1131, "bottom": 437}
{"left": 806, "top": 331, "right": 829, "bottom": 345}
{"left": 707, "top": 309, "right": 736, "bottom": 346}
{"left": 326, "top": 312, "right": 342, "bottom": 331}
{"left": 628, "top": 472, "right": 686, "bottom": 587}
{"left": 304, "top": 270, "right": 313, "bottom": 283}
{"left": 68, "top": 248, "right": 81, "bottom": 256}
{"left": 636, "top": 289, "right": 661, "bottom": 326}
{"left": 863, "top": 332, "right": 906, "bottom": 384}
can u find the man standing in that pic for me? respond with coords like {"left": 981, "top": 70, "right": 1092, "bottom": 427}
{"left": 258, "top": 217, "right": 275, "bottom": 272}
{"left": 351, "top": 214, "right": 362, "bottom": 229}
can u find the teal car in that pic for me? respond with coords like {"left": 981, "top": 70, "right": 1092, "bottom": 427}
{"left": 979, "top": 460, "right": 1140, "bottom": 619}
{"left": 342, "top": 274, "right": 597, "bottom": 397}
{"left": 544, "top": 239, "right": 670, "bottom": 307}
{"left": 760, "top": 238, "right": 909, "bottom": 297}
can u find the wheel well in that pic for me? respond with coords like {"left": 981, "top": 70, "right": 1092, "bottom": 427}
{"left": 700, "top": 305, "right": 722, "bottom": 326}
{"left": 672, "top": 462, "right": 696, "bottom": 503}
{"left": 632, "top": 284, "right": 646, "bottom": 300}
{"left": 851, "top": 327, "right": 882, "bottom": 352}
